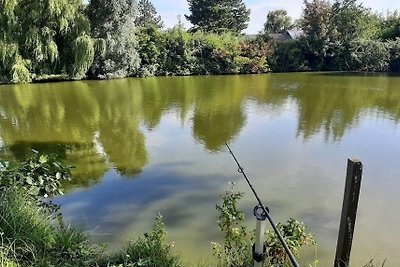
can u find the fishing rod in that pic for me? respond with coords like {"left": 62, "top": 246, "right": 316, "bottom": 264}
{"left": 224, "top": 143, "right": 300, "bottom": 267}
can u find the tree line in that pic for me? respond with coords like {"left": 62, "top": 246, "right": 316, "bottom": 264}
{"left": 1, "top": 0, "right": 400, "bottom": 84}
{"left": 266, "top": 0, "right": 400, "bottom": 72}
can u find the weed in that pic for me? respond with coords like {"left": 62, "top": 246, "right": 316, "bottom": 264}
{"left": 212, "top": 183, "right": 315, "bottom": 267}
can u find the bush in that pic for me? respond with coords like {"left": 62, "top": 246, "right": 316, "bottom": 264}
{"left": 158, "top": 27, "right": 196, "bottom": 76}
{"left": 388, "top": 38, "right": 400, "bottom": 72}
{"left": 212, "top": 184, "right": 315, "bottom": 267}
{"left": 269, "top": 40, "right": 309, "bottom": 72}
{"left": 105, "top": 214, "right": 181, "bottom": 267}
{"left": 0, "top": 152, "right": 71, "bottom": 199}
{"left": 136, "top": 26, "right": 164, "bottom": 77}
{"left": 349, "top": 39, "right": 390, "bottom": 72}
{"left": 212, "top": 186, "right": 251, "bottom": 267}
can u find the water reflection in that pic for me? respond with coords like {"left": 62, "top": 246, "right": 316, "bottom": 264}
{"left": 0, "top": 73, "right": 399, "bottom": 184}
{"left": 0, "top": 73, "right": 400, "bottom": 265}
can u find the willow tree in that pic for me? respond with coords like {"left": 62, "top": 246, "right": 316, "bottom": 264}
{"left": 0, "top": 0, "right": 98, "bottom": 83}
{"left": 87, "top": 0, "right": 140, "bottom": 78}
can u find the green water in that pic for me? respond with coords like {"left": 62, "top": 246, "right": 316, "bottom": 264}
{"left": 0, "top": 73, "right": 399, "bottom": 266}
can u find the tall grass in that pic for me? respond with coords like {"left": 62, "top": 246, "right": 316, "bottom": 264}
{"left": 0, "top": 188, "right": 181, "bottom": 267}
{"left": 97, "top": 214, "right": 182, "bottom": 267}
{"left": 0, "top": 188, "right": 54, "bottom": 265}
{"left": 0, "top": 188, "right": 95, "bottom": 266}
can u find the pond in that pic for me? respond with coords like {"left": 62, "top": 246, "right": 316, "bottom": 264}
{"left": 0, "top": 73, "right": 399, "bottom": 266}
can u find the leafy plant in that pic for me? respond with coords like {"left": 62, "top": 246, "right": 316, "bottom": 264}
{"left": 265, "top": 218, "right": 315, "bottom": 265}
{"left": 212, "top": 183, "right": 315, "bottom": 266}
{"left": 105, "top": 214, "right": 181, "bottom": 267}
{"left": 212, "top": 183, "right": 252, "bottom": 267}
{"left": 0, "top": 152, "right": 71, "bottom": 199}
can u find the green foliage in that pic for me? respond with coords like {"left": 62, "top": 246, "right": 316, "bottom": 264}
{"left": 87, "top": 0, "right": 140, "bottom": 78}
{"left": 0, "top": 188, "right": 96, "bottom": 267}
{"left": 212, "top": 184, "right": 315, "bottom": 266}
{"left": 269, "top": 40, "right": 309, "bottom": 72}
{"left": 136, "top": 26, "right": 164, "bottom": 76}
{"left": 265, "top": 219, "right": 315, "bottom": 265}
{"left": 192, "top": 32, "right": 241, "bottom": 75}
{"left": 105, "top": 214, "right": 182, "bottom": 267}
{"left": 349, "top": 39, "right": 390, "bottom": 72}
{"left": 0, "top": 188, "right": 55, "bottom": 265}
{"left": 236, "top": 39, "right": 271, "bottom": 73}
{"left": 0, "top": 42, "right": 31, "bottom": 83}
{"left": 388, "top": 38, "right": 400, "bottom": 72}
{"left": 380, "top": 11, "right": 400, "bottom": 40}
{"left": 0, "top": 0, "right": 96, "bottom": 83}
{"left": 301, "top": 0, "right": 333, "bottom": 69}
{"left": 212, "top": 184, "right": 251, "bottom": 267}
{"left": 213, "top": 184, "right": 315, "bottom": 267}
{"left": 10, "top": 55, "right": 32, "bottom": 84}
{"left": 135, "top": 0, "right": 163, "bottom": 29}
{"left": 157, "top": 27, "right": 195, "bottom": 76}
{"left": 263, "top": 10, "right": 293, "bottom": 34}
{"left": 328, "top": 0, "right": 381, "bottom": 70}
{"left": 186, "top": 0, "right": 250, "bottom": 34}
{"left": 73, "top": 34, "right": 95, "bottom": 79}
{"left": 0, "top": 152, "right": 71, "bottom": 199}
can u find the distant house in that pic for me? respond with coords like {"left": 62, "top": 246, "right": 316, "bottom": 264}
{"left": 286, "top": 29, "right": 304, "bottom": 39}
{"left": 269, "top": 29, "right": 305, "bottom": 41}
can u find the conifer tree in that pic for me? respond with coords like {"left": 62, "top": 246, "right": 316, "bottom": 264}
{"left": 185, "top": 0, "right": 250, "bottom": 34}
{"left": 135, "top": 0, "right": 163, "bottom": 28}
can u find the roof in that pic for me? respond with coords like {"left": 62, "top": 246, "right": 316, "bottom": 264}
{"left": 286, "top": 29, "right": 304, "bottom": 40}
{"left": 268, "top": 29, "right": 305, "bottom": 42}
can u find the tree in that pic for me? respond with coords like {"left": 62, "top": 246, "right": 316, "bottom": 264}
{"left": 135, "top": 0, "right": 163, "bottom": 28}
{"left": 301, "top": 0, "right": 333, "bottom": 69}
{"left": 329, "top": 0, "right": 380, "bottom": 69}
{"left": 136, "top": 26, "right": 164, "bottom": 76}
{"left": 0, "top": 0, "right": 96, "bottom": 83}
{"left": 349, "top": 39, "right": 390, "bottom": 72}
{"left": 185, "top": 0, "right": 250, "bottom": 34}
{"left": 263, "top": 10, "right": 292, "bottom": 34}
{"left": 380, "top": 11, "right": 400, "bottom": 40}
{"left": 331, "top": 0, "right": 376, "bottom": 42}
{"left": 87, "top": 0, "right": 140, "bottom": 78}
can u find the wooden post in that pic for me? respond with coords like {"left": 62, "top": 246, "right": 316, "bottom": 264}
{"left": 334, "top": 159, "right": 363, "bottom": 267}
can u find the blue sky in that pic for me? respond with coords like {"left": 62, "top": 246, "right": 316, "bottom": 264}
{"left": 152, "top": 0, "right": 400, "bottom": 34}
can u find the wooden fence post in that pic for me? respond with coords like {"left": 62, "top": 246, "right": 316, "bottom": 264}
{"left": 334, "top": 159, "right": 363, "bottom": 267}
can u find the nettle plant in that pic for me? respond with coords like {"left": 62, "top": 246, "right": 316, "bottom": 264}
{"left": 212, "top": 183, "right": 315, "bottom": 267}
{"left": 0, "top": 151, "right": 71, "bottom": 199}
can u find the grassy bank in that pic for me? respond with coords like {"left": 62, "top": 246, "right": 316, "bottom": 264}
{"left": 0, "top": 187, "right": 182, "bottom": 267}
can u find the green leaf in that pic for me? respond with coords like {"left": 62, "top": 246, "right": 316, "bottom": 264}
{"left": 26, "top": 176, "right": 33, "bottom": 185}
{"left": 39, "top": 155, "right": 49, "bottom": 164}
